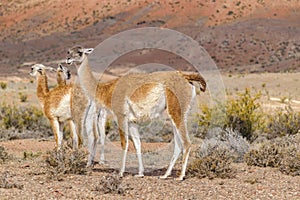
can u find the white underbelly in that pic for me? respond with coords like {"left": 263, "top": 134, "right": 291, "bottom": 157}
{"left": 51, "top": 94, "right": 71, "bottom": 122}
{"left": 126, "top": 84, "right": 166, "bottom": 122}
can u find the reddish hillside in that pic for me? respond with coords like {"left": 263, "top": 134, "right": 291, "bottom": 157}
{"left": 0, "top": 0, "right": 299, "bottom": 76}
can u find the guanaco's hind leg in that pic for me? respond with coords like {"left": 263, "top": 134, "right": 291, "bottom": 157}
{"left": 160, "top": 124, "right": 182, "bottom": 179}
{"left": 177, "top": 125, "right": 191, "bottom": 180}
{"left": 119, "top": 127, "right": 129, "bottom": 177}
{"left": 162, "top": 88, "right": 191, "bottom": 180}
{"left": 129, "top": 123, "right": 144, "bottom": 177}
{"left": 97, "top": 108, "right": 107, "bottom": 164}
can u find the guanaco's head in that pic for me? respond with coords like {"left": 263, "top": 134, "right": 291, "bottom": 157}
{"left": 57, "top": 64, "right": 71, "bottom": 80}
{"left": 30, "top": 64, "right": 54, "bottom": 77}
{"left": 66, "top": 46, "right": 94, "bottom": 65}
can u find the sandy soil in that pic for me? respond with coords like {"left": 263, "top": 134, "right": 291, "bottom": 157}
{"left": 0, "top": 139, "right": 300, "bottom": 199}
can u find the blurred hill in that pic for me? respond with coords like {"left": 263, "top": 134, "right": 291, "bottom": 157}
{"left": 0, "top": 0, "right": 299, "bottom": 77}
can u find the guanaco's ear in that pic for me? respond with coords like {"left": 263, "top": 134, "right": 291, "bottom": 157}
{"left": 83, "top": 48, "right": 94, "bottom": 54}
{"left": 58, "top": 64, "right": 63, "bottom": 70}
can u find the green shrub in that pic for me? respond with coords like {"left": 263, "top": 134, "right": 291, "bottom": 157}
{"left": 0, "top": 103, "right": 50, "bottom": 134}
{"left": 18, "top": 92, "right": 28, "bottom": 102}
{"left": 265, "top": 106, "right": 300, "bottom": 139}
{"left": 0, "top": 82, "right": 7, "bottom": 90}
{"left": 197, "top": 88, "right": 263, "bottom": 141}
{"left": 45, "top": 144, "right": 87, "bottom": 180}
{"left": 225, "top": 88, "right": 263, "bottom": 140}
{"left": 23, "top": 151, "right": 42, "bottom": 160}
{"left": 187, "top": 148, "right": 236, "bottom": 179}
{"left": 196, "top": 103, "right": 226, "bottom": 138}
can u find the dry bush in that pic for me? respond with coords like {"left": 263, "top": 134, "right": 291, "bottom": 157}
{"left": 45, "top": 144, "right": 87, "bottom": 180}
{"left": 0, "top": 171, "right": 23, "bottom": 189}
{"left": 0, "top": 145, "right": 9, "bottom": 163}
{"left": 95, "top": 173, "right": 130, "bottom": 195}
{"left": 265, "top": 106, "right": 300, "bottom": 139}
{"left": 198, "top": 127, "right": 250, "bottom": 162}
{"left": 245, "top": 134, "right": 300, "bottom": 176}
{"left": 279, "top": 150, "right": 300, "bottom": 176}
{"left": 244, "top": 142, "right": 283, "bottom": 167}
{"left": 187, "top": 148, "right": 236, "bottom": 179}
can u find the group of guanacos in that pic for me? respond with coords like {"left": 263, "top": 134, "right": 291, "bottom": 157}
{"left": 30, "top": 46, "right": 207, "bottom": 180}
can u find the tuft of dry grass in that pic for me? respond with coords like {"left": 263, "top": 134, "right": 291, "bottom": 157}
{"left": 44, "top": 144, "right": 87, "bottom": 180}
{"left": 94, "top": 173, "right": 131, "bottom": 195}
{"left": 0, "top": 145, "right": 10, "bottom": 163}
{"left": 245, "top": 134, "right": 300, "bottom": 176}
{"left": 279, "top": 149, "right": 300, "bottom": 176}
{"left": 244, "top": 142, "right": 283, "bottom": 167}
{"left": 265, "top": 106, "right": 300, "bottom": 139}
{"left": 187, "top": 148, "right": 236, "bottom": 179}
{"left": 0, "top": 171, "right": 23, "bottom": 189}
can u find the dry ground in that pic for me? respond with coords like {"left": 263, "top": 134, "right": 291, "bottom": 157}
{"left": 0, "top": 72, "right": 299, "bottom": 199}
{"left": 1, "top": 139, "right": 300, "bottom": 199}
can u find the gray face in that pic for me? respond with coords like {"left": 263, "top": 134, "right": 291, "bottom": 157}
{"left": 66, "top": 46, "right": 84, "bottom": 65}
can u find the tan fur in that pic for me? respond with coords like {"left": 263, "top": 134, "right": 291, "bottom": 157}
{"left": 43, "top": 84, "right": 73, "bottom": 145}
{"left": 130, "top": 83, "right": 157, "bottom": 103}
{"left": 66, "top": 46, "right": 207, "bottom": 180}
{"left": 95, "top": 78, "right": 119, "bottom": 109}
{"left": 70, "top": 84, "right": 89, "bottom": 147}
{"left": 56, "top": 71, "right": 66, "bottom": 86}
{"left": 31, "top": 65, "right": 73, "bottom": 148}
{"left": 36, "top": 71, "right": 49, "bottom": 106}
{"left": 165, "top": 87, "right": 181, "bottom": 128}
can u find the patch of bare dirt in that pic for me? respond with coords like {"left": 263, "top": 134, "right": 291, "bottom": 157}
{"left": 1, "top": 139, "right": 300, "bottom": 199}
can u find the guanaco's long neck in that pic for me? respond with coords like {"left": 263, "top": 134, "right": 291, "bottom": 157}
{"left": 77, "top": 55, "right": 98, "bottom": 100}
{"left": 56, "top": 72, "right": 66, "bottom": 86}
{"left": 36, "top": 73, "right": 49, "bottom": 105}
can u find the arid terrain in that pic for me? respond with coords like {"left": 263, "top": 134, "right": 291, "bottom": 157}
{"left": 0, "top": 0, "right": 300, "bottom": 199}
{"left": 0, "top": 139, "right": 300, "bottom": 199}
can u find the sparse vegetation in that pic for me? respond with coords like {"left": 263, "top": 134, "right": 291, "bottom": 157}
{"left": 0, "top": 82, "right": 7, "bottom": 90}
{"left": 95, "top": 173, "right": 130, "bottom": 195}
{"left": 23, "top": 151, "right": 42, "bottom": 160}
{"left": 245, "top": 134, "right": 300, "bottom": 176}
{"left": 279, "top": 150, "right": 300, "bottom": 176}
{"left": 0, "top": 145, "right": 9, "bottom": 163}
{"left": 197, "top": 88, "right": 263, "bottom": 141}
{"left": 264, "top": 106, "right": 300, "bottom": 139}
{"left": 187, "top": 148, "right": 236, "bottom": 179}
{"left": 197, "top": 128, "right": 250, "bottom": 162}
{"left": 18, "top": 92, "right": 28, "bottom": 102}
{"left": 0, "top": 103, "right": 51, "bottom": 137}
{"left": 45, "top": 144, "right": 87, "bottom": 180}
{"left": 0, "top": 171, "right": 23, "bottom": 189}
{"left": 244, "top": 141, "right": 283, "bottom": 168}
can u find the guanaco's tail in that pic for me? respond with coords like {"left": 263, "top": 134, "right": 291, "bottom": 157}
{"left": 179, "top": 71, "right": 206, "bottom": 92}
